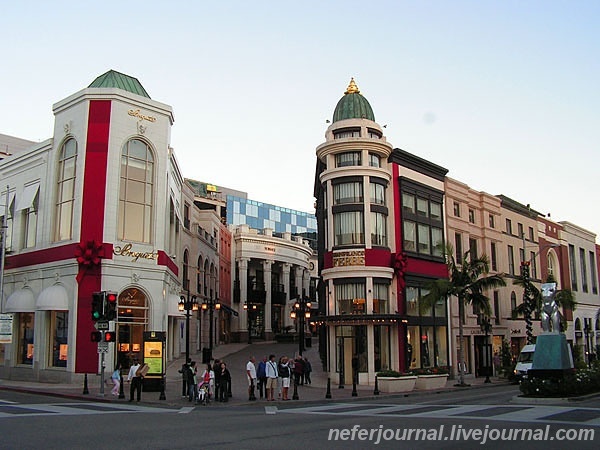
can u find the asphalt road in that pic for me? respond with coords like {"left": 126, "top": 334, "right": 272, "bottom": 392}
{"left": 0, "top": 385, "right": 598, "bottom": 450}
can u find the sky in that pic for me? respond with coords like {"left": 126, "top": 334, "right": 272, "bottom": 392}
{"left": 2, "top": 1, "right": 599, "bottom": 240}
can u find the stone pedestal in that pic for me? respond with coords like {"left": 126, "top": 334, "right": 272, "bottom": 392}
{"left": 529, "top": 333, "right": 574, "bottom": 379}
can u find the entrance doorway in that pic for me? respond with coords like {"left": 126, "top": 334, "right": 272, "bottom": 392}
{"left": 116, "top": 288, "right": 149, "bottom": 370}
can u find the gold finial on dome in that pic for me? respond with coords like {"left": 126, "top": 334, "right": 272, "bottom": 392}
{"left": 344, "top": 77, "right": 360, "bottom": 95}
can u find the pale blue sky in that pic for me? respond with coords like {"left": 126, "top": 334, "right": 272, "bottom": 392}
{"left": 3, "top": 1, "right": 599, "bottom": 239}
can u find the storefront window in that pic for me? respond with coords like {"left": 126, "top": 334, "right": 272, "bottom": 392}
{"left": 116, "top": 289, "right": 148, "bottom": 369}
{"left": 335, "top": 282, "right": 366, "bottom": 314}
{"left": 49, "top": 311, "right": 68, "bottom": 368}
{"left": 374, "top": 325, "right": 391, "bottom": 372}
{"left": 407, "top": 324, "right": 448, "bottom": 369}
{"left": 372, "top": 283, "right": 388, "bottom": 313}
{"left": 18, "top": 312, "right": 35, "bottom": 365}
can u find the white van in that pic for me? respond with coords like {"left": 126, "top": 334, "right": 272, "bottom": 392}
{"left": 514, "top": 344, "right": 535, "bottom": 381}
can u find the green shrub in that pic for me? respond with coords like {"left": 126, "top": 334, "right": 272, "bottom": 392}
{"left": 520, "top": 366, "right": 600, "bottom": 397}
{"left": 377, "top": 370, "right": 409, "bottom": 377}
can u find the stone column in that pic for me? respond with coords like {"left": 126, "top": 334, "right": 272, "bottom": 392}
{"left": 238, "top": 258, "right": 249, "bottom": 341}
{"left": 264, "top": 260, "right": 273, "bottom": 337}
{"left": 282, "top": 263, "right": 291, "bottom": 328}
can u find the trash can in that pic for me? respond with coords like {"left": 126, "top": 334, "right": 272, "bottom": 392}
{"left": 305, "top": 336, "right": 312, "bottom": 348}
{"left": 202, "top": 347, "right": 212, "bottom": 364}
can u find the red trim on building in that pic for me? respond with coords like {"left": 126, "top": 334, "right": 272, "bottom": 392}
{"left": 5, "top": 244, "right": 80, "bottom": 269}
{"left": 76, "top": 100, "right": 112, "bottom": 374}
{"left": 158, "top": 251, "right": 178, "bottom": 277}
{"left": 406, "top": 258, "right": 448, "bottom": 279}
{"left": 364, "top": 248, "right": 392, "bottom": 267}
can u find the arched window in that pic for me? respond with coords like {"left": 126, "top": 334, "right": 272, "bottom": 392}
{"left": 197, "top": 255, "right": 203, "bottom": 293}
{"left": 510, "top": 291, "right": 517, "bottom": 316}
{"left": 183, "top": 250, "right": 189, "bottom": 291}
{"left": 54, "top": 138, "right": 77, "bottom": 241}
{"left": 118, "top": 139, "right": 154, "bottom": 243}
{"left": 204, "top": 259, "right": 210, "bottom": 297}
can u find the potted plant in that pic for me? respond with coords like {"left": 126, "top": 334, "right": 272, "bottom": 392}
{"left": 413, "top": 366, "right": 449, "bottom": 390}
{"left": 376, "top": 370, "right": 417, "bottom": 393}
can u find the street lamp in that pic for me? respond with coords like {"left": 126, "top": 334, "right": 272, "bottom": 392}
{"left": 201, "top": 297, "right": 220, "bottom": 353}
{"left": 479, "top": 315, "right": 492, "bottom": 383}
{"left": 243, "top": 302, "right": 257, "bottom": 344}
{"left": 178, "top": 292, "right": 199, "bottom": 364}
{"left": 290, "top": 297, "right": 311, "bottom": 356}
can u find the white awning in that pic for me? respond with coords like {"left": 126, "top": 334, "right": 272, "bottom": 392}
{"left": 16, "top": 183, "right": 40, "bottom": 211}
{"left": 167, "top": 294, "right": 185, "bottom": 317}
{"left": 37, "top": 284, "right": 69, "bottom": 311}
{"left": 5, "top": 289, "right": 36, "bottom": 313}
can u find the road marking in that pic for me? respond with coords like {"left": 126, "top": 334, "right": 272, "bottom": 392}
{"left": 0, "top": 399, "right": 18, "bottom": 404}
{"left": 178, "top": 407, "right": 195, "bottom": 414}
{"left": 0, "top": 402, "right": 177, "bottom": 419}
{"left": 278, "top": 403, "right": 600, "bottom": 427}
{"left": 265, "top": 406, "right": 278, "bottom": 415}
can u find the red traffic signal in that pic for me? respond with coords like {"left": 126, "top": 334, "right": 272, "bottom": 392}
{"left": 104, "top": 331, "right": 116, "bottom": 342}
{"left": 105, "top": 291, "right": 118, "bottom": 321}
{"left": 91, "top": 331, "right": 102, "bottom": 342}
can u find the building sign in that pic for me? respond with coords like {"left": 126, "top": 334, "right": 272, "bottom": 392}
{"left": 113, "top": 243, "right": 158, "bottom": 262}
{"left": 128, "top": 109, "right": 156, "bottom": 122}
{"left": 333, "top": 250, "right": 365, "bottom": 267}
{"left": 0, "top": 314, "right": 13, "bottom": 343}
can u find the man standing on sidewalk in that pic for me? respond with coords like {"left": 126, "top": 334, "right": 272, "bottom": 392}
{"left": 127, "top": 359, "right": 142, "bottom": 402}
{"left": 256, "top": 356, "right": 267, "bottom": 399}
{"left": 265, "top": 354, "right": 278, "bottom": 401}
{"left": 178, "top": 358, "right": 191, "bottom": 398}
{"left": 246, "top": 356, "right": 257, "bottom": 401}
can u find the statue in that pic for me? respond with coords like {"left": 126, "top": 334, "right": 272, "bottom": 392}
{"left": 540, "top": 283, "right": 561, "bottom": 333}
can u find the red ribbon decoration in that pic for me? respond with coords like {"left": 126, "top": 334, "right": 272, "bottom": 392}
{"left": 392, "top": 251, "right": 408, "bottom": 289}
{"left": 75, "top": 240, "right": 103, "bottom": 283}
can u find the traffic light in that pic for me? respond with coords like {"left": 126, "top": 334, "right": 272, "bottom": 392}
{"left": 91, "top": 292, "right": 105, "bottom": 322}
{"left": 104, "top": 331, "right": 116, "bottom": 342}
{"left": 105, "top": 291, "right": 118, "bottom": 320}
{"left": 91, "top": 331, "right": 102, "bottom": 342}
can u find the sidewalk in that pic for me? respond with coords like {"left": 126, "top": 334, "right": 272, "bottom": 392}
{"left": 0, "top": 340, "right": 511, "bottom": 406}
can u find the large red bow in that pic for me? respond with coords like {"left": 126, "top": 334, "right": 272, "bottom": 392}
{"left": 75, "top": 240, "right": 103, "bottom": 283}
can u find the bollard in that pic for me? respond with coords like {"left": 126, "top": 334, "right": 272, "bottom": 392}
{"left": 373, "top": 375, "right": 379, "bottom": 396}
{"left": 325, "top": 377, "right": 332, "bottom": 399}
{"left": 292, "top": 380, "right": 299, "bottom": 400}
{"left": 351, "top": 379, "right": 358, "bottom": 397}
{"left": 159, "top": 374, "right": 166, "bottom": 400}
{"left": 83, "top": 373, "right": 89, "bottom": 395}
{"left": 119, "top": 373, "right": 125, "bottom": 399}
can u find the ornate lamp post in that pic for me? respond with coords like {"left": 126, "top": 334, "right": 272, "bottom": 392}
{"left": 178, "top": 292, "right": 198, "bottom": 364}
{"left": 243, "top": 302, "right": 257, "bottom": 344}
{"left": 290, "top": 297, "right": 311, "bottom": 356}
{"left": 479, "top": 315, "right": 492, "bottom": 383}
{"left": 202, "top": 297, "right": 221, "bottom": 354}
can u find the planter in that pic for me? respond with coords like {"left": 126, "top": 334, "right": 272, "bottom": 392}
{"left": 377, "top": 375, "right": 417, "bottom": 393}
{"left": 415, "top": 374, "right": 449, "bottom": 390}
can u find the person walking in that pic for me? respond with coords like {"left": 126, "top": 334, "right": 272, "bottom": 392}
{"left": 293, "top": 355, "right": 304, "bottom": 386}
{"left": 246, "top": 356, "right": 257, "bottom": 401}
{"left": 256, "top": 356, "right": 267, "bottom": 399}
{"left": 127, "top": 358, "right": 142, "bottom": 402}
{"left": 110, "top": 363, "right": 121, "bottom": 396}
{"left": 303, "top": 357, "right": 312, "bottom": 385}
{"left": 265, "top": 354, "right": 278, "bottom": 401}
{"left": 178, "top": 358, "right": 191, "bottom": 398}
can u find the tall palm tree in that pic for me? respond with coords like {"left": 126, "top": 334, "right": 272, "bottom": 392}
{"left": 511, "top": 273, "right": 576, "bottom": 332}
{"left": 421, "top": 244, "right": 506, "bottom": 386}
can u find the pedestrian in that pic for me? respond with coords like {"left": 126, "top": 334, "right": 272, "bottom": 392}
{"left": 200, "top": 363, "right": 214, "bottom": 399}
{"left": 188, "top": 361, "right": 198, "bottom": 402}
{"left": 213, "top": 359, "right": 221, "bottom": 401}
{"left": 178, "top": 358, "right": 191, "bottom": 398}
{"left": 493, "top": 352, "right": 501, "bottom": 376}
{"left": 278, "top": 356, "right": 291, "bottom": 400}
{"left": 256, "top": 356, "right": 267, "bottom": 399}
{"left": 219, "top": 362, "right": 231, "bottom": 402}
{"left": 110, "top": 363, "right": 121, "bottom": 396}
{"left": 127, "top": 358, "right": 142, "bottom": 402}
{"left": 303, "top": 357, "right": 312, "bottom": 385}
{"left": 246, "top": 356, "right": 257, "bottom": 401}
{"left": 293, "top": 355, "right": 304, "bottom": 386}
{"left": 265, "top": 354, "right": 278, "bottom": 401}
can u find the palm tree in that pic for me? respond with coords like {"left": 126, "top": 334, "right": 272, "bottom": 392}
{"left": 421, "top": 244, "right": 506, "bottom": 386}
{"left": 511, "top": 273, "right": 576, "bottom": 333}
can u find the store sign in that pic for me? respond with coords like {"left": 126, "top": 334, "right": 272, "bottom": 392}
{"left": 333, "top": 250, "right": 365, "bottom": 267}
{"left": 128, "top": 109, "right": 156, "bottom": 122}
{"left": 113, "top": 243, "right": 158, "bottom": 262}
{"left": 0, "top": 314, "right": 13, "bottom": 343}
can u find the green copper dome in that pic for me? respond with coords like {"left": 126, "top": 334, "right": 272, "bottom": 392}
{"left": 88, "top": 70, "right": 151, "bottom": 98}
{"left": 332, "top": 78, "right": 375, "bottom": 123}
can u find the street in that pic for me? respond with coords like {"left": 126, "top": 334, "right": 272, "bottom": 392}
{"left": 0, "top": 383, "right": 598, "bottom": 449}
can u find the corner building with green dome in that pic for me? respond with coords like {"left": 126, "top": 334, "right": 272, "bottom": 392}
{"left": 314, "top": 79, "right": 450, "bottom": 385}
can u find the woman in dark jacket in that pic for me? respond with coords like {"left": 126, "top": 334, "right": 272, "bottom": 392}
{"left": 219, "top": 362, "right": 231, "bottom": 402}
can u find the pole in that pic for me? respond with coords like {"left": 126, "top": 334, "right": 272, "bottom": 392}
{"left": 325, "top": 377, "right": 332, "bottom": 399}
{"left": 373, "top": 375, "right": 379, "bottom": 395}
{"left": 209, "top": 306, "right": 214, "bottom": 351}
{"left": 0, "top": 186, "right": 8, "bottom": 314}
{"left": 99, "top": 352, "right": 105, "bottom": 396}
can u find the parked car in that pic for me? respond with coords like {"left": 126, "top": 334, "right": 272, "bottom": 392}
{"left": 513, "top": 344, "right": 535, "bottom": 381}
